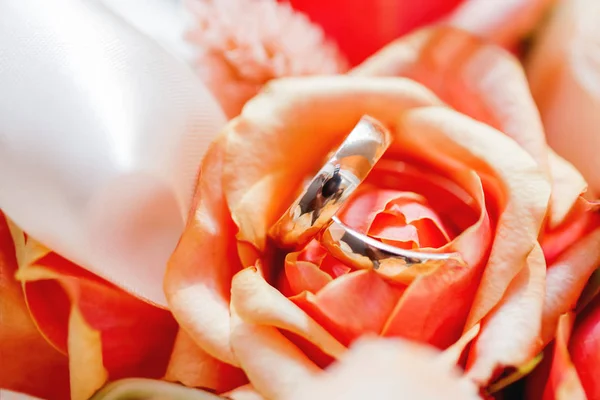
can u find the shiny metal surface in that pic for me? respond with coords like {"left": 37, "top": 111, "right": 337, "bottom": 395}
{"left": 270, "top": 116, "right": 392, "bottom": 248}
{"left": 320, "top": 216, "right": 463, "bottom": 270}
{"left": 271, "top": 115, "right": 459, "bottom": 270}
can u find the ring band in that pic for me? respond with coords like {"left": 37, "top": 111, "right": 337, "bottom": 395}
{"left": 270, "top": 115, "right": 460, "bottom": 270}
{"left": 319, "top": 216, "right": 460, "bottom": 270}
{"left": 270, "top": 116, "right": 392, "bottom": 248}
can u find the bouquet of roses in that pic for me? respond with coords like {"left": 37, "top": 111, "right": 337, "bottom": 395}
{"left": 1, "top": 0, "right": 599, "bottom": 399}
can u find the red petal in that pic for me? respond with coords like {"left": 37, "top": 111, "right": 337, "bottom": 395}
{"left": 22, "top": 252, "right": 179, "bottom": 381}
{"left": 526, "top": 313, "right": 586, "bottom": 400}
{"left": 287, "top": 0, "right": 463, "bottom": 65}
{"left": 569, "top": 295, "right": 600, "bottom": 399}
{"left": 0, "top": 214, "right": 70, "bottom": 400}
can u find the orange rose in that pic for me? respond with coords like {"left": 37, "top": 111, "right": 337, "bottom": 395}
{"left": 164, "top": 27, "right": 600, "bottom": 397}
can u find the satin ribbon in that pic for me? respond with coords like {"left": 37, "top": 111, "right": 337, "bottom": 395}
{"left": 0, "top": 0, "right": 226, "bottom": 307}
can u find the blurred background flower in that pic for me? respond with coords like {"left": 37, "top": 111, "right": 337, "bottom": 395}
{"left": 526, "top": 0, "right": 600, "bottom": 198}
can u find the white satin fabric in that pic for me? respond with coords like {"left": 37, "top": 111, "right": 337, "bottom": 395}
{"left": 0, "top": 0, "right": 227, "bottom": 307}
{"left": 101, "top": 0, "right": 198, "bottom": 63}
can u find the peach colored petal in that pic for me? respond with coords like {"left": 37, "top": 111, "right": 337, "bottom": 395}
{"left": 222, "top": 76, "right": 442, "bottom": 252}
{"left": 541, "top": 228, "right": 600, "bottom": 344}
{"left": 290, "top": 270, "right": 403, "bottom": 345}
{"left": 229, "top": 304, "right": 320, "bottom": 399}
{"left": 224, "top": 384, "right": 265, "bottom": 400}
{"left": 397, "top": 107, "right": 550, "bottom": 328}
{"left": 370, "top": 160, "right": 491, "bottom": 270}
{"left": 163, "top": 329, "right": 247, "bottom": 393}
{"left": 165, "top": 137, "right": 241, "bottom": 366}
{"left": 288, "top": 337, "right": 482, "bottom": 400}
{"left": 0, "top": 214, "right": 70, "bottom": 400}
{"left": 466, "top": 244, "right": 546, "bottom": 386}
{"left": 282, "top": 253, "right": 332, "bottom": 296}
{"left": 382, "top": 259, "right": 478, "bottom": 348}
{"left": 230, "top": 267, "right": 346, "bottom": 358}
{"left": 353, "top": 27, "right": 582, "bottom": 228}
{"left": 547, "top": 149, "right": 589, "bottom": 228}
{"left": 526, "top": 0, "right": 600, "bottom": 197}
{"left": 336, "top": 186, "right": 413, "bottom": 232}
{"left": 352, "top": 27, "right": 549, "bottom": 176}
{"left": 369, "top": 159, "right": 482, "bottom": 232}
{"left": 441, "top": 323, "right": 481, "bottom": 366}
{"left": 446, "top": 0, "right": 554, "bottom": 47}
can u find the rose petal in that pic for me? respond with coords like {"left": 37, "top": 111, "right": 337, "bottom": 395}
{"left": 526, "top": 313, "right": 587, "bottom": 400}
{"left": 281, "top": 252, "right": 333, "bottom": 296}
{"left": 163, "top": 329, "right": 247, "bottom": 393}
{"left": 396, "top": 107, "right": 550, "bottom": 329}
{"left": 526, "top": 0, "right": 600, "bottom": 197}
{"left": 446, "top": 0, "right": 554, "bottom": 47}
{"left": 0, "top": 214, "right": 70, "bottom": 400}
{"left": 368, "top": 160, "right": 491, "bottom": 270}
{"left": 353, "top": 27, "right": 547, "bottom": 173}
{"left": 18, "top": 254, "right": 179, "bottom": 380}
{"left": 9, "top": 223, "right": 179, "bottom": 398}
{"left": 353, "top": 27, "right": 581, "bottom": 228}
{"left": 441, "top": 323, "right": 481, "bottom": 366}
{"left": 222, "top": 76, "right": 442, "bottom": 252}
{"left": 288, "top": 337, "right": 482, "bottom": 400}
{"left": 569, "top": 294, "right": 600, "bottom": 398}
{"left": 547, "top": 149, "right": 589, "bottom": 228}
{"left": 542, "top": 198, "right": 600, "bottom": 264}
{"left": 541, "top": 228, "right": 600, "bottom": 344}
{"left": 165, "top": 137, "right": 241, "bottom": 365}
{"left": 466, "top": 244, "right": 546, "bottom": 385}
{"left": 290, "top": 270, "right": 403, "bottom": 345}
{"left": 229, "top": 304, "right": 320, "bottom": 399}
{"left": 368, "top": 160, "right": 482, "bottom": 233}
{"left": 336, "top": 186, "right": 411, "bottom": 232}
{"left": 231, "top": 267, "right": 346, "bottom": 359}
{"left": 382, "top": 259, "right": 479, "bottom": 348}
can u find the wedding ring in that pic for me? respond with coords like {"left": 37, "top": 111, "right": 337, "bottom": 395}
{"left": 270, "top": 115, "right": 461, "bottom": 270}
{"left": 270, "top": 116, "right": 392, "bottom": 248}
{"left": 319, "top": 216, "right": 460, "bottom": 270}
